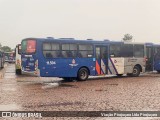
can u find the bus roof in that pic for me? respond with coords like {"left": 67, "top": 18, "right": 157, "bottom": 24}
{"left": 145, "top": 42, "right": 160, "bottom": 46}
{"left": 22, "top": 37, "right": 146, "bottom": 45}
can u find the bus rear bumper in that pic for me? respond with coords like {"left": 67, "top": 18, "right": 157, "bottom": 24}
{"left": 22, "top": 70, "right": 40, "bottom": 77}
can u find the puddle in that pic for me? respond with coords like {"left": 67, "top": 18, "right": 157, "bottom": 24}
{"left": 2, "top": 87, "right": 16, "bottom": 91}
{"left": 4, "top": 73, "right": 16, "bottom": 79}
{"left": 5, "top": 70, "right": 15, "bottom": 73}
{"left": 0, "top": 104, "right": 21, "bottom": 111}
{"left": 95, "top": 89, "right": 107, "bottom": 92}
{"left": 42, "top": 82, "right": 60, "bottom": 89}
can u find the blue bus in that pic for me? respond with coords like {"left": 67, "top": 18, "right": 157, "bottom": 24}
{"left": 146, "top": 43, "right": 160, "bottom": 72}
{"left": 21, "top": 37, "right": 146, "bottom": 81}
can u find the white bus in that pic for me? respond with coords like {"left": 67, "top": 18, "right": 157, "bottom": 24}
{"left": 108, "top": 42, "right": 146, "bottom": 77}
{"left": 15, "top": 44, "right": 22, "bottom": 75}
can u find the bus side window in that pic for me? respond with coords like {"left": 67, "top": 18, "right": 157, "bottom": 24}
{"left": 62, "top": 44, "right": 77, "bottom": 58}
{"left": 134, "top": 45, "right": 144, "bottom": 57}
{"left": 56, "top": 51, "right": 62, "bottom": 57}
{"left": 78, "top": 52, "right": 82, "bottom": 58}
{"left": 109, "top": 44, "right": 121, "bottom": 57}
{"left": 43, "top": 42, "right": 60, "bottom": 58}
{"left": 121, "top": 44, "right": 133, "bottom": 57}
{"left": 66, "top": 51, "right": 73, "bottom": 58}
{"left": 46, "top": 52, "right": 53, "bottom": 58}
{"left": 78, "top": 44, "right": 93, "bottom": 58}
{"left": 62, "top": 51, "right": 67, "bottom": 58}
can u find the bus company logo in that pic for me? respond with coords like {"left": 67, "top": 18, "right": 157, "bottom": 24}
{"left": 72, "top": 59, "right": 75, "bottom": 64}
{"left": 69, "top": 59, "right": 78, "bottom": 67}
{"left": 2, "top": 112, "right": 11, "bottom": 117}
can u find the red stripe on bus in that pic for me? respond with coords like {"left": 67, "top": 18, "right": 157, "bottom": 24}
{"left": 96, "top": 61, "right": 101, "bottom": 74}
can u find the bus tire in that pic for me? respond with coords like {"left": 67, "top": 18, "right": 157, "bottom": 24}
{"left": 16, "top": 69, "right": 22, "bottom": 75}
{"left": 131, "top": 66, "right": 140, "bottom": 77}
{"left": 157, "top": 70, "right": 160, "bottom": 73}
{"left": 77, "top": 68, "right": 89, "bottom": 81}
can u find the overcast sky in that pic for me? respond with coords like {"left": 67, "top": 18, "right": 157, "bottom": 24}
{"left": 0, "top": 0, "right": 160, "bottom": 48}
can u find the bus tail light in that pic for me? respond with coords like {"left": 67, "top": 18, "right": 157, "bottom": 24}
{"left": 34, "top": 60, "right": 40, "bottom": 76}
{"left": 35, "top": 60, "right": 38, "bottom": 70}
{"left": 143, "top": 56, "right": 148, "bottom": 62}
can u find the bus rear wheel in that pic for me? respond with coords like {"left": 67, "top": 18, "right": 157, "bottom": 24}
{"left": 77, "top": 68, "right": 89, "bottom": 81}
{"left": 157, "top": 70, "right": 160, "bottom": 73}
{"left": 131, "top": 66, "right": 140, "bottom": 77}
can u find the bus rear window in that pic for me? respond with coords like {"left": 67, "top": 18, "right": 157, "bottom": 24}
{"left": 22, "top": 40, "right": 36, "bottom": 54}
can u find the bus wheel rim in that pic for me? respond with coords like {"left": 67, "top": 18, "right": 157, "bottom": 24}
{"left": 133, "top": 69, "right": 137, "bottom": 74}
{"left": 80, "top": 71, "right": 86, "bottom": 79}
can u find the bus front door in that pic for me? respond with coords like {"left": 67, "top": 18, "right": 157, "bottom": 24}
{"left": 95, "top": 46, "right": 108, "bottom": 75}
{"left": 146, "top": 45, "right": 153, "bottom": 71}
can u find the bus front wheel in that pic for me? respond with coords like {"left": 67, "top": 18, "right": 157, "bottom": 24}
{"left": 131, "top": 66, "right": 140, "bottom": 77}
{"left": 16, "top": 69, "right": 21, "bottom": 75}
{"left": 77, "top": 68, "right": 89, "bottom": 81}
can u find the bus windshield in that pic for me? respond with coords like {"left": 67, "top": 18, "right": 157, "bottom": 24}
{"left": 22, "top": 40, "right": 36, "bottom": 54}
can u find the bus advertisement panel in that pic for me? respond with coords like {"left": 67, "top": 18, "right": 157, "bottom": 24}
{"left": 21, "top": 37, "right": 146, "bottom": 81}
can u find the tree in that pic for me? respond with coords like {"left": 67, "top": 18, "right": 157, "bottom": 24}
{"left": 1, "top": 46, "right": 12, "bottom": 52}
{"left": 0, "top": 43, "right": 2, "bottom": 49}
{"left": 122, "top": 34, "right": 133, "bottom": 42}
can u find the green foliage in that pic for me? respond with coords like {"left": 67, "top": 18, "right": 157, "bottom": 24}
{"left": 0, "top": 43, "right": 12, "bottom": 52}
{"left": 122, "top": 34, "right": 133, "bottom": 42}
{"left": 1, "top": 46, "right": 12, "bottom": 52}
